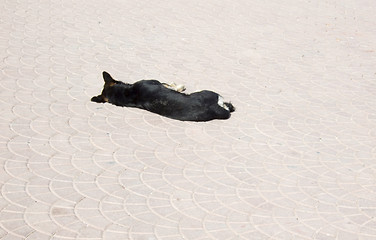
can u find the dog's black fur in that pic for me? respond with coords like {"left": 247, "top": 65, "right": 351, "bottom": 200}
{"left": 91, "top": 72, "right": 235, "bottom": 121}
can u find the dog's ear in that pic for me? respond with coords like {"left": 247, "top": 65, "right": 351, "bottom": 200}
{"left": 103, "top": 71, "right": 114, "bottom": 83}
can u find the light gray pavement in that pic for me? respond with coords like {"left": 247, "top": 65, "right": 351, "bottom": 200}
{"left": 1, "top": 0, "right": 376, "bottom": 239}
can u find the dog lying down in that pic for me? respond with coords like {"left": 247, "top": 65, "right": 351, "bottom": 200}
{"left": 91, "top": 72, "right": 235, "bottom": 122}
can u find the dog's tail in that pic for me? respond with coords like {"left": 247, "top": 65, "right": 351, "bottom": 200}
{"left": 224, "top": 102, "right": 235, "bottom": 112}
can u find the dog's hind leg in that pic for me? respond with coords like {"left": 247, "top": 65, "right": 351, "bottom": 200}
{"left": 224, "top": 102, "right": 235, "bottom": 112}
{"left": 209, "top": 104, "right": 231, "bottom": 120}
{"left": 163, "top": 83, "right": 186, "bottom": 92}
{"left": 217, "top": 95, "right": 235, "bottom": 112}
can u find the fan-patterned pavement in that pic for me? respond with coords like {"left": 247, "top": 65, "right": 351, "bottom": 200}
{"left": 1, "top": 0, "right": 376, "bottom": 239}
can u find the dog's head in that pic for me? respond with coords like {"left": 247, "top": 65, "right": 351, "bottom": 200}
{"left": 91, "top": 71, "right": 125, "bottom": 103}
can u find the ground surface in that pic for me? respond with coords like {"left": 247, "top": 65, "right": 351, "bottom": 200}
{"left": 1, "top": 0, "right": 376, "bottom": 239}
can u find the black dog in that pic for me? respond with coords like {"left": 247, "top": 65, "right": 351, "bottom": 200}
{"left": 91, "top": 72, "right": 235, "bottom": 121}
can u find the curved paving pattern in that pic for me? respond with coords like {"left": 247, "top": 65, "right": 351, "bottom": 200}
{"left": 1, "top": 0, "right": 376, "bottom": 239}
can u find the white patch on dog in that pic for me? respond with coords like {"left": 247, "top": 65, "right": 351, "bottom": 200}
{"left": 175, "top": 84, "right": 186, "bottom": 92}
{"left": 218, "top": 95, "right": 229, "bottom": 111}
{"left": 163, "top": 83, "right": 186, "bottom": 92}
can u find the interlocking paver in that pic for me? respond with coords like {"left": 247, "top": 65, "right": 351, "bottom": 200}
{"left": 1, "top": 0, "right": 376, "bottom": 239}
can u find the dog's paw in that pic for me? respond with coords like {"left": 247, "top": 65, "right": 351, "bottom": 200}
{"left": 163, "top": 83, "right": 186, "bottom": 92}
{"left": 175, "top": 84, "right": 186, "bottom": 92}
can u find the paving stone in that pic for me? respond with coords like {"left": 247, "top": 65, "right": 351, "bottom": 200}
{"left": 1, "top": 0, "right": 376, "bottom": 239}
